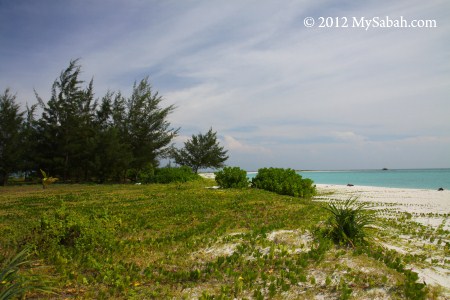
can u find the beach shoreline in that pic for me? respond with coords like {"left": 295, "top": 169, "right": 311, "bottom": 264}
{"left": 201, "top": 173, "right": 450, "bottom": 212}
{"left": 314, "top": 183, "right": 450, "bottom": 217}
{"left": 315, "top": 184, "right": 450, "bottom": 291}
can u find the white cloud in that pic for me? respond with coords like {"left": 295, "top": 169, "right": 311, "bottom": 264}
{"left": 223, "top": 135, "right": 271, "bottom": 154}
{"left": 1, "top": 0, "right": 449, "bottom": 170}
{"left": 331, "top": 131, "right": 368, "bottom": 143}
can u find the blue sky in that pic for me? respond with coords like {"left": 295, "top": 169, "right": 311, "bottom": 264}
{"left": 1, "top": 0, "right": 449, "bottom": 170}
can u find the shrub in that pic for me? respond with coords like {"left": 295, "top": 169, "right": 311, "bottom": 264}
{"left": 153, "top": 166, "right": 200, "bottom": 184}
{"left": 137, "top": 164, "right": 155, "bottom": 183}
{"left": 251, "top": 168, "right": 316, "bottom": 198}
{"left": 136, "top": 166, "right": 199, "bottom": 184}
{"left": 214, "top": 167, "right": 249, "bottom": 188}
{"left": 324, "top": 197, "right": 374, "bottom": 247}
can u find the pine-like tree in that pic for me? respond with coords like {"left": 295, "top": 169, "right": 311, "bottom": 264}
{"left": 35, "top": 59, "right": 97, "bottom": 181}
{"left": 172, "top": 128, "right": 229, "bottom": 173}
{"left": 126, "top": 78, "right": 179, "bottom": 174}
{"left": 24, "top": 60, "right": 179, "bottom": 183}
{"left": 18, "top": 103, "right": 39, "bottom": 180}
{"left": 0, "top": 88, "right": 24, "bottom": 185}
{"left": 93, "top": 92, "right": 132, "bottom": 182}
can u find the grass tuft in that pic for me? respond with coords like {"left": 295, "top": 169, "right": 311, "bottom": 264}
{"left": 0, "top": 246, "right": 55, "bottom": 299}
{"left": 324, "top": 197, "right": 374, "bottom": 247}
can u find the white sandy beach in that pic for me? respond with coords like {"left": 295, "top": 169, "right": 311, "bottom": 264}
{"left": 315, "top": 184, "right": 450, "bottom": 216}
{"left": 314, "top": 184, "right": 450, "bottom": 293}
{"left": 314, "top": 184, "right": 450, "bottom": 232}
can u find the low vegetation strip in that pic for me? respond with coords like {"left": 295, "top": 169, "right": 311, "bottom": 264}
{"left": 0, "top": 181, "right": 447, "bottom": 299}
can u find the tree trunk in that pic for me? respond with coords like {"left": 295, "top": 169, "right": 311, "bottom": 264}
{"left": 1, "top": 174, "right": 8, "bottom": 186}
{"left": 64, "top": 152, "right": 69, "bottom": 181}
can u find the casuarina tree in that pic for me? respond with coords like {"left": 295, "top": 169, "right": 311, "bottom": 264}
{"left": 126, "top": 77, "right": 179, "bottom": 174}
{"left": 33, "top": 60, "right": 179, "bottom": 182}
{"left": 0, "top": 89, "right": 24, "bottom": 185}
{"left": 172, "top": 128, "right": 228, "bottom": 173}
{"left": 35, "top": 59, "right": 98, "bottom": 181}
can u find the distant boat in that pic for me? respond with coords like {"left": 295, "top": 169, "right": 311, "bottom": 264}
{"left": 382, "top": 168, "right": 389, "bottom": 171}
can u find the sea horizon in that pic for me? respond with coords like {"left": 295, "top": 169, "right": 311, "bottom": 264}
{"left": 245, "top": 168, "right": 450, "bottom": 190}
{"left": 247, "top": 167, "right": 450, "bottom": 172}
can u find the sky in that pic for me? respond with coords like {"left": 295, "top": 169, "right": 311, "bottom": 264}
{"left": 1, "top": 0, "right": 449, "bottom": 171}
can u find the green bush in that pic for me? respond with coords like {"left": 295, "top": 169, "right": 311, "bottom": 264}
{"left": 153, "top": 166, "right": 200, "bottom": 184}
{"left": 251, "top": 168, "right": 316, "bottom": 198}
{"left": 137, "top": 164, "right": 155, "bottom": 183}
{"left": 214, "top": 167, "right": 249, "bottom": 188}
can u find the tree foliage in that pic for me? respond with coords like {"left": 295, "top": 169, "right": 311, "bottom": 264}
{"left": 126, "top": 78, "right": 178, "bottom": 172}
{"left": 35, "top": 59, "right": 97, "bottom": 181}
{"left": 1, "top": 59, "right": 178, "bottom": 183}
{"left": 0, "top": 89, "right": 24, "bottom": 185}
{"left": 172, "top": 128, "right": 229, "bottom": 173}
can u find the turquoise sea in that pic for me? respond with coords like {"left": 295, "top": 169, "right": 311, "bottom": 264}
{"left": 247, "top": 169, "right": 450, "bottom": 190}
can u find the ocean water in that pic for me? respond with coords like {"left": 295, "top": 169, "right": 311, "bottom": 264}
{"left": 247, "top": 169, "right": 450, "bottom": 190}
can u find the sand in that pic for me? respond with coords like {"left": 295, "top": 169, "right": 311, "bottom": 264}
{"left": 314, "top": 184, "right": 450, "bottom": 229}
{"left": 315, "top": 184, "right": 450, "bottom": 292}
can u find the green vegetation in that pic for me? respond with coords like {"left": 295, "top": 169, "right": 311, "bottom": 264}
{"left": 323, "top": 197, "right": 374, "bottom": 247}
{"left": 1, "top": 59, "right": 180, "bottom": 184}
{"left": 0, "top": 181, "right": 443, "bottom": 299}
{"left": 252, "top": 167, "right": 316, "bottom": 198}
{"left": 0, "top": 89, "right": 24, "bottom": 186}
{"left": 0, "top": 246, "right": 54, "bottom": 299}
{"left": 171, "top": 128, "right": 229, "bottom": 173}
{"left": 214, "top": 166, "right": 249, "bottom": 188}
{"left": 1, "top": 60, "right": 232, "bottom": 184}
{"left": 131, "top": 165, "right": 200, "bottom": 184}
{"left": 40, "top": 169, "right": 58, "bottom": 189}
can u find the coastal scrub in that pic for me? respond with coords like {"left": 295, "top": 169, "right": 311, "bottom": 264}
{"left": 251, "top": 167, "right": 316, "bottom": 198}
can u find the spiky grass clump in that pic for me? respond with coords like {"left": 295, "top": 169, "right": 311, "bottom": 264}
{"left": 0, "top": 247, "right": 54, "bottom": 299}
{"left": 324, "top": 197, "right": 374, "bottom": 247}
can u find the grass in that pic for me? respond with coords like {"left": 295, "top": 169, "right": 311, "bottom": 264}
{"left": 0, "top": 180, "right": 446, "bottom": 299}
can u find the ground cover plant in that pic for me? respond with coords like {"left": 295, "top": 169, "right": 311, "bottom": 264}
{"left": 0, "top": 181, "right": 446, "bottom": 299}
